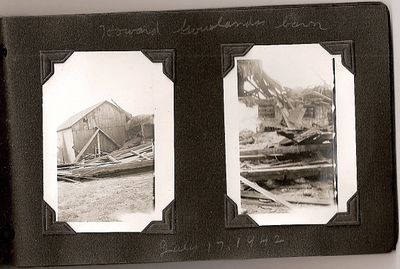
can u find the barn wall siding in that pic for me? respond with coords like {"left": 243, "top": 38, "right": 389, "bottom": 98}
{"left": 57, "top": 128, "right": 75, "bottom": 164}
{"left": 57, "top": 131, "right": 65, "bottom": 164}
{"left": 64, "top": 129, "right": 75, "bottom": 163}
{"left": 257, "top": 102, "right": 331, "bottom": 130}
{"left": 71, "top": 102, "right": 128, "bottom": 155}
{"left": 257, "top": 102, "right": 284, "bottom": 130}
{"left": 302, "top": 105, "right": 330, "bottom": 128}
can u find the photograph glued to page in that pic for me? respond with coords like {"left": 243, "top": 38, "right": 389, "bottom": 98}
{"left": 42, "top": 51, "right": 174, "bottom": 233}
{"left": 224, "top": 44, "right": 357, "bottom": 225}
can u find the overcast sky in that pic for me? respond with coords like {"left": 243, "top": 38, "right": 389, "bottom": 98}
{"left": 243, "top": 44, "right": 335, "bottom": 91}
{"left": 43, "top": 51, "right": 167, "bottom": 127}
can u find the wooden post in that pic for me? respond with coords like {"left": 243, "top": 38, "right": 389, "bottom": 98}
{"left": 97, "top": 132, "right": 101, "bottom": 156}
{"left": 74, "top": 128, "right": 100, "bottom": 162}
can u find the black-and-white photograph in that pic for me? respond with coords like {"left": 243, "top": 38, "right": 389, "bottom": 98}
{"left": 224, "top": 44, "right": 357, "bottom": 225}
{"left": 56, "top": 100, "right": 155, "bottom": 222}
{"left": 43, "top": 51, "right": 174, "bottom": 232}
{"left": 237, "top": 58, "right": 336, "bottom": 215}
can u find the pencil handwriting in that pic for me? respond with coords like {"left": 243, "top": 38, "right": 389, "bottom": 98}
{"left": 173, "top": 16, "right": 266, "bottom": 35}
{"left": 159, "top": 240, "right": 198, "bottom": 257}
{"left": 100, "top": 14, "right": 327, "bottom": 38}
{"left": 275, "top": 13, "right": 327, "bottom": 31}
{"left": 159, "top": 235, "right": 284, "bottom": 258}
{"left": 100, "top": 22, "right": 161, "bottom": 38}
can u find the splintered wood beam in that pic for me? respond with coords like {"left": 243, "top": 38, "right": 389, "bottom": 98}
{"left": 74, "top": 128, "right": 100, "bottom": 162}
{"left": 97, "top": 127, "right": 121, "bottom": 148}
{"left": 239, "top": 154, "right": 266, "bottom": 161}
{"left": 57, "top": 176, "right": 80, "bottom": 184}
{"left": 106, "top": 155, "right": 120, "bottom": 163}
{"left": 241, "top": 163, "right": 333, "bottom": 181}
{"left": 110, "top": 143, "right": 153, "bottom": 159}
{"left": 308, "top": 91, "right": 332, "bottom": 102}
{"left": 241, "top": 192, "right": 332, "bottom": 206}
{"left": 74, "top": 159, "right": 154, "bottom": 177}
{"left": 130, "top": 150, "right": 151, "bottom": 160}
{"left": 280, "top": 107, "right": 296, "bottom": 129}
{"left": 240, "top": 143, "right": 332, "bottom": 156}
{"left": 240, "top": 176, "right": 293, "bottom": 209}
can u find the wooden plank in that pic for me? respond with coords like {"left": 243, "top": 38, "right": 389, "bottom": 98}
{"left": 111, "top": 143, "right": 152, "bottom": 158}
{"left": 240, "top": 154, "right": 266, "bottom": 161}
{"left": 57, "top": 176, "right": 80, "bottom": 184}
{"left": 115, "top": 145, "right": 153, "bottom": 160}
{"left": 307, "top": 91, "right": 332, "bottom": 102}
{"left": 61, "top": 175, "right": 101, "bottom": 182}
{"left": 74, "top": 159, "right": 154, "bottom": 177}
{"left": 241, "top": 163, "right": 333, "bottom": 181}
{"left": 240, "top": 176, "right": 293, "bottom": 209}
{"left": 57, "top": 163, "right": 78, "bottom": 168}
{"left": 240, "top": 143, "right": 332, "bottom": 156}
{"left": 98, "top": 127, "right": 121, "bottom": 148}
{"left": 288, "top": 107, "right": 306, "bottom": 127}
{"left": 241, "top": 192, "right": 332, "bottom": 206}
{"left": 74, "top": 128, "right": 100, "bottom": 162}
{"left": 280, "top": 107, "right": 296, "bottom": 129}
{"left": 130, "top": 150, "right": 151, "bottom": 160}
{"left": 106, "top": 155, "right": 119, "bottom": 163}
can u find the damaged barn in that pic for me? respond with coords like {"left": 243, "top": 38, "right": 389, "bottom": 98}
{"left": 237, "top": 59, "right": 337, "bottom": 214}
{"left": 56, "top": 100, "right": 155, "bottom": 222}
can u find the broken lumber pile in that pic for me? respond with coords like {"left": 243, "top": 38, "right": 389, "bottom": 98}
{"left": 72, "top": 159, "right": 153, "bottom": 178}
{"left": 57, "top": 142, "right": 154, "bottom": 182}
{"left": 278, "top": 128, "right": 334, "bottom": 146}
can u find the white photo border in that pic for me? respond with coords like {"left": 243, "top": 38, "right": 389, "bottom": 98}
{"left": 223, "top": 44, "right": 357, "bottom": 226}
{"left": 42, "top": 51, "right": 175, "bottom": 233}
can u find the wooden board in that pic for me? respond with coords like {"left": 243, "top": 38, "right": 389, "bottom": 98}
{"left": 240, "top": 143, "right": 333, "bottom": 156}
{"left": 72, "top": 159, "right": 154, "bottom": 177}
{"left": 241, "top": 163, "right": 334, "bottom": 181}
{"left": 240, "top": 176, "right": 293, "bottom": 209}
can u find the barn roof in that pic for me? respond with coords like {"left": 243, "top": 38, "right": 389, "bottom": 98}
{"left": 129, "top": 114, "right": 154, "bottom": 125}
{"left": 57, "top": 100, "right": 131, "bottom": 132}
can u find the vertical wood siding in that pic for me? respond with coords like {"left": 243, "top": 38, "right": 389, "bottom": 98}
{"left": 71, "top": 102, "right": 128, "bottom": 155}
{"left": 57, "top": 128, "right": 75, "bottom": 164}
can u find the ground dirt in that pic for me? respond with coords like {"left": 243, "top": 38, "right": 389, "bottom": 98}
{"left": 58, "top": 172, "right": 153, "bottom": 222}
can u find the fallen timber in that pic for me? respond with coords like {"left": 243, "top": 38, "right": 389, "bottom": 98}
{"left": 72, "top": 159, "right": 154, "bottom": 178}
{"left": 240, "top": 176, "right": 293, "bottom": 209}
{"left": 241, "top": 163, "right": 334, "bottom": 181}
{"left": 240, "top": 154, "right": 266, "bottom": 161}
{"left": 57, "top": 176, "right": 80, "bottom": 184}
{"left": 240, "top": 143, "right": 332, "bottom": 157}
{"left": 241, "top": 191, "right": 332, "bottom": 206}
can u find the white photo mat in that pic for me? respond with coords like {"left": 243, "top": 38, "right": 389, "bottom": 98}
{"left": 43, "top": 51, "right": 174, "bottom": 233}
{"left": 224, "top": 44, "right": 357, "bottom": 225}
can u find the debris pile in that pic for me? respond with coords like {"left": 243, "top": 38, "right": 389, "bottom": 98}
{"left": 237, "top": 59, "right": 336, "bottom": 213}
{"left": 57, "top": 141, "right": 154, "bottom": 183}
{"left": 240, "top": 129, "right": 336, "bottom": 213}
